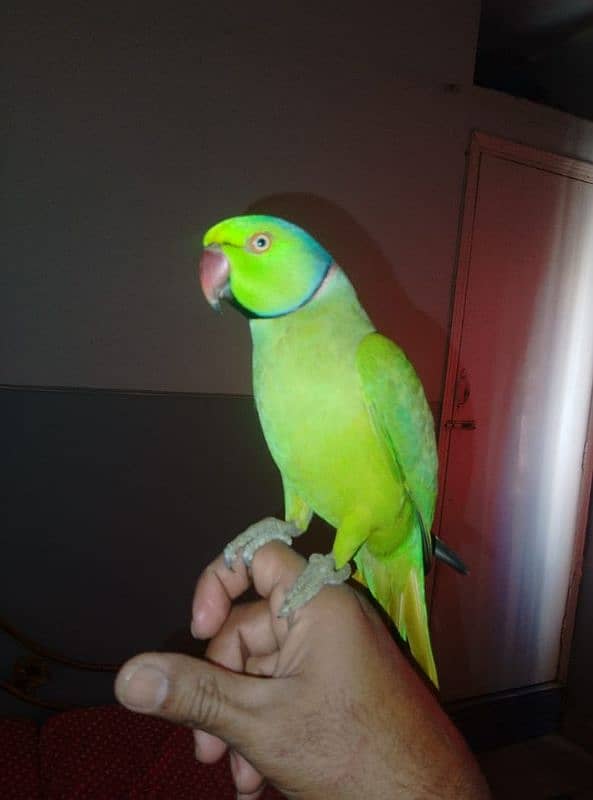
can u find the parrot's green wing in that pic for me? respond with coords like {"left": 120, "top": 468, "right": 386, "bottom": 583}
{"left": 356, "top": 332, "right": 438, "bottom": 561}
{"left": 355, "top": 332, "right": 439, "bottom": 685}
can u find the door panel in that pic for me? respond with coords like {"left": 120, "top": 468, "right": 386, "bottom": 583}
{"left": 432, "top": 135, "right": 593, "bottom": 701}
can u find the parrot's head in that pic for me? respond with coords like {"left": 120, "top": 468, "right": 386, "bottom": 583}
{"left": 198, "top": 215, "right": 333, "bottom": 318}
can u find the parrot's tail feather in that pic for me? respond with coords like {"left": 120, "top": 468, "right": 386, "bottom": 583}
{"left": 399, "top": 568, "right": 438, "bottom": 687}
{"left": 354, "top": 540, "right": 438, "bottom": 687}
{"left": 352, "top": 568, "right": 366, "bottom": 585}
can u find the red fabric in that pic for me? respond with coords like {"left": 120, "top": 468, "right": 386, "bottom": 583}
{"left": 0, "top": 718, "right": 41, "bottom": 800}
{"left": 1, "top": 706, "right": 285, "bottom": 798}
{"left": 40, "top": 706, "right": 174, "bottom": 798}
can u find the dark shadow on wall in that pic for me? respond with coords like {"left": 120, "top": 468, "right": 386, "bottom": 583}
{"left": 246, "top": 193, "right": 448, "bottom": 412}
{"left": 0, "top": 386, "right": 284, "bottom": 715}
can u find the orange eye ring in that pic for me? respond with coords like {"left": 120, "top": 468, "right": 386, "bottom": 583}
{"left": 247, "top": 232, "right": 272, "bottom": 253}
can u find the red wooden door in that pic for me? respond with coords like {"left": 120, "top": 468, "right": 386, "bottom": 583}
{"left": 431, "top": 133, "right": 593, "bottom": 701}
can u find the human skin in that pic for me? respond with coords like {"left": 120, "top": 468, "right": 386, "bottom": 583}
{"left": 115, "top": 542, "right": 491, "bottom": 799}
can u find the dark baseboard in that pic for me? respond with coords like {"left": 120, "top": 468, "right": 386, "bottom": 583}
{"left": 562, "top": 709, "right": 593, "bottom": 756}
{"left": 447, "top": 682, "right": 563, "bottom": 752}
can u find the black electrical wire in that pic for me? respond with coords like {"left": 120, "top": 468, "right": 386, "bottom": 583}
{"left": 0, "top": 678, "right": 73, "bottom": 711}
{"left": 0, "top": 614, "right": 120, "bottom": 672}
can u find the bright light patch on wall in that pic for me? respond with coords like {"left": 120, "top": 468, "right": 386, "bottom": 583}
{"left": 432, "top": 140, "right": 593, "bottom": 702}
{"left": 501, "top": 172, "right": 593, "bottom": 686}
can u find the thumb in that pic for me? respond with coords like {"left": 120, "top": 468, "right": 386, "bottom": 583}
{"left": 115, "top": 652, "right": 266, "bottom": 745}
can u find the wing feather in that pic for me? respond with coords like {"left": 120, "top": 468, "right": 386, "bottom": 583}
{"left": 356, "top": 332, "right": 438, "bottom": 564}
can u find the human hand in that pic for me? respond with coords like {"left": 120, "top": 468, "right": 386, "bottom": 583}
{"left": 115, "top": 542, "right": 490, "bottom": 799}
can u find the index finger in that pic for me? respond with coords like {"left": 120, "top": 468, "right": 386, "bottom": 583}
{"left": 191, "top": 540, "right": 307, "bottom": 639}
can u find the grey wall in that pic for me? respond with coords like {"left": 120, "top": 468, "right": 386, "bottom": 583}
{"left": 3, "top": 1, "right": 483, "bottom": 402}
{"left": 3, "top": 2, "right": 593, "bottom": 715}
{"left": 4, "top": 4, "right": 593, "bottom": 400}
{"left": 0, "top": 7, "right": 593, "bottom": 402}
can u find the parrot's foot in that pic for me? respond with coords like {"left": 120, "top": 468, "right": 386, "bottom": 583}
{"left": 223, "top": 517, "right": 301, "bottom": 570}
{"left": 278, "top": 553, "right": 351, "bottom": 618}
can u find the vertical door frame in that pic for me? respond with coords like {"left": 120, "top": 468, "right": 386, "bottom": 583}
{"left": 434, "top": 131, "right": 593, "bottom": 683}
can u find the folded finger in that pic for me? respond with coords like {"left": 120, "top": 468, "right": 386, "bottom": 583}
{"left": 206, "top": 599, "right": 280, "bottom": 673}
{"left": 191, "top": 553, "right": 250, "bottom": 640}
{"left": 230, "top": 749, "right": 266, "bottom": 799}
{"left": 192, "top": 540, "right": 306, "bottom": 639}
{"left": 193, "top": 728, "right": 227, "bottom": 763}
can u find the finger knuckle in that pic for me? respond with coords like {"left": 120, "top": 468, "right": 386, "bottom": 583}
{"left": 177, "top": 671, "right": 225, "bottom": 730}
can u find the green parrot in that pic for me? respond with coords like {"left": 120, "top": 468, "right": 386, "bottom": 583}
{"left": 199, "top": 214, "right": 444, "bottom": 685}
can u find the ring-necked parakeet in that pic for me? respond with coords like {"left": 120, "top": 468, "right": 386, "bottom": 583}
{"left": 198, "top": 214, "right": 448, "bottom": 686}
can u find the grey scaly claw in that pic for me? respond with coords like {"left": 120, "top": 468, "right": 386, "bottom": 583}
{"left": 223, "top": 517, "right": 300, "bottom": 570}
{"left": 278, "top": 553, "right": 351, "bottom": 618}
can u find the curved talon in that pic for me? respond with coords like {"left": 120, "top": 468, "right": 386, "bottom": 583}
{"left": 222, "top": 518, "right": 301, "bottom": 572}
{"left": 243, "top": 530, "right": 294, "bottom": 567}
{"left": 223, "top": 546, "right": 237, "bottom": 570}
{"left": 327, "top": 563, "right": 351, "bottom": 584}
{"left": 278, "top": 553, "right": 352, "bottom": 618}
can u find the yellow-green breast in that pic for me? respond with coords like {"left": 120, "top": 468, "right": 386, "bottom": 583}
{"left": 250, "top": 268, "right": 402, "bottom": 532}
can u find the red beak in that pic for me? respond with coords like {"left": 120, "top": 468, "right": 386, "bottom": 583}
{"left": 198, "top": 246, "right": 231, "bottom": 311}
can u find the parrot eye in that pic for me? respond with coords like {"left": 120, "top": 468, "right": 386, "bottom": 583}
{"left": 248, "top": 233, "right": 272, "bottom": 253}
